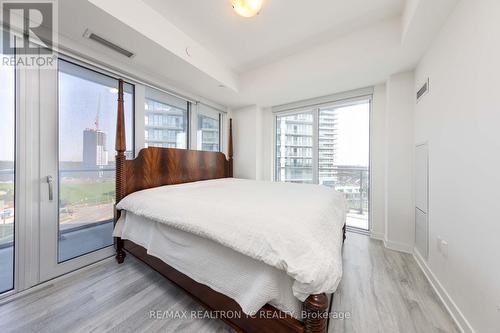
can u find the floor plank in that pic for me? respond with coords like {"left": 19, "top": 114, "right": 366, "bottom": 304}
{"left": 0, "top": 233, "right": 458, "bottom": 333}
{"left": 330, "top": 233, "right": 458, "bottom": 333}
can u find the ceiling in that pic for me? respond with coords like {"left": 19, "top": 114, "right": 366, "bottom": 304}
{"left": 57, "top": 0, "right": 458, "bottom": 108}
{"left": 143, "top": 0, "right": 405, "bottom": 72}
{"left": 57, "top": 0, "right": 241, "bottom": 108}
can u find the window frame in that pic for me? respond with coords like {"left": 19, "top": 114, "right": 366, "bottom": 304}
{"left": 56, "top": 57, "right": 136, "bottom": 263}
{"left": 52, "top": 52, "right": 228, "bottom": 157}
{"left": 0, "top": 46, "right": 16, "bottom": 295}
{"left": 140, "top": 90, "right": 227, "bottom": 153}
{"left": 273, "top": 94, "right": 373, "bottom": 232}
{"left": 144, "top": 87, "right": 190, "bottom": 149}
{"left": 274, "top": 110, "right": 316, "bottom": 184}
{"left": 192, "top": 103, "right": 225, "bottom": 153}
{"left": 273, "top": 95, "right": 372, "bottom": 182}
{"left": 57, "top": 57, "right": 136, "bottom": 155}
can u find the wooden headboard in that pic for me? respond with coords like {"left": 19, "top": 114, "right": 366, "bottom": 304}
{"left": 114, "top": 79, "right": 233, "bottom": 203}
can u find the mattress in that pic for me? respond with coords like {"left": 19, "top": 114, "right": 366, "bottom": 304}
{"left": 116, "top": 178, "right": 347, "bottom": 301}
{"left": 114, "top": 211, "right": 303, "bottom": 318}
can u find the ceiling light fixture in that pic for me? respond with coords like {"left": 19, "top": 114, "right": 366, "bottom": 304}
{"left": 232, "top": 0, "right": 264, "bottom": 18}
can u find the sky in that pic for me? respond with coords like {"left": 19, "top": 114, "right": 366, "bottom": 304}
{"left": 0, "top": 61, "right": 134, "bottom": 163}
{"left": 332, "top": 102, "right": 370, "bottom": 166}
{"left": 58, "top": 71, "right": 133, "bottom": 162}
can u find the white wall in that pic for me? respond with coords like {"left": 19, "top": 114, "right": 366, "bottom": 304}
{"left": 231, "top": 105, "right": 264, "bottom": 180}
{"left": 414, "top": 0, "right": 500, "bottom": 332}
{"left": 384, "top": 71, "right": 415, "bottom": 253}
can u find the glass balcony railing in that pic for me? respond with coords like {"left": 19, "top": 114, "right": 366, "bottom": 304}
{"left": 58, "top": 168, "right": 116, "bottom": 262}
{"left": 319, "top": 166, "right": 369, "bottom": 214}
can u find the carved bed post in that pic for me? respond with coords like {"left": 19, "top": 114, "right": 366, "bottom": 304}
{"left": 115, "top": 79, "right": 126, "bottom": 264}
{"left": 228, "top": 118, "right": 233, "bottom": 177}
{"left": 303, "top": 293, "right": 329, "bottom": 333}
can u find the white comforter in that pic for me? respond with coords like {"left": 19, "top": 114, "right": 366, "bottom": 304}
{"left": 116, "top": 178, "right": 347, "bottom": 301}
{"left": 114, "top": 212, "right": 303, "bottom": 316}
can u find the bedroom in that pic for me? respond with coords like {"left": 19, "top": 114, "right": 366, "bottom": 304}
{"left": 0, "top": 0, "right": 498, "bottom": 332}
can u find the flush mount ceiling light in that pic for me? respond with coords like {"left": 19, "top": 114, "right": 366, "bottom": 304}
{"left": 232, "top": 0, "right": 264, "bottom": 18}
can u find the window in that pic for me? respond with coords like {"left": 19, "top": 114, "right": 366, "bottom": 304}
{"left": 58, "top": 60, "right": 134, "bottom": 262}
{"left": 319, "top": 102, "right": 370, "bottom": 230}
{"left": 142, "top": 91, "right": 225, "bottom": 152}
{"left": 0, "top": 53, "right": 15, "bottom": 293}
{"left": 144, "top": 88, "right": 188, "bottom": 149}
{"left": 275, "top": 99, "right": 370, "bottom": 230}
{"left": 275, "top": 112, "right": 314, "bottom": 183}
{"left": 197, "top": 104, "right": 222, "bottom": 152}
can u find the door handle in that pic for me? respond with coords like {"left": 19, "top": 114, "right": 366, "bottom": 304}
{"left": 46, "top": 175, "right": 53, "bottom": 201}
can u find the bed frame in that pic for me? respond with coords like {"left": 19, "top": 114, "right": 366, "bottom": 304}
{"left": 114, "top": 80, "right": 342, "bottom": 333}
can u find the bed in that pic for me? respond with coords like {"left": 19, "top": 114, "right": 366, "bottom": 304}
{"left": 113, "top": 80, "right": 347, "bottom": 333}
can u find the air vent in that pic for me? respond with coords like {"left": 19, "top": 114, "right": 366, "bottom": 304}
{"left": 83, "top": 29, "right": 134, "bottom": 58}
{"left": 417, "top": 78, "right": 429, "bottom": 102}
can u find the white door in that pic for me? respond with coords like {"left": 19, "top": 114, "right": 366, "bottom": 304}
{"left": 38, "top": 58, "right": 134, "bottom": 281}
{"left": 415, "top": 143, "right": 429, "bottom": 259}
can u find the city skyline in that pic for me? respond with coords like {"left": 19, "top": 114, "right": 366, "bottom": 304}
{"left": 276, "top": 101, "right": 370, "bottom": 183}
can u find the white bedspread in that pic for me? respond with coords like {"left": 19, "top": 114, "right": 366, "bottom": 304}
{"left": 114, "top": 212, "right": 302, "bottom": 317}
{"left": 116, "top": 178, "right": 347, "bottom": 301}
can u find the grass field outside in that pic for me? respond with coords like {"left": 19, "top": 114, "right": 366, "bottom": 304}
{"left": 60, "top": 180, "right": 115, "bottom": 208}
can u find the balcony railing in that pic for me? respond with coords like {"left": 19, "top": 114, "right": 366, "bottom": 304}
{"left": 277, "top": 165, "right": 369, "bottom": 215}
{"left": 320, "top": 166, "right": 369, "bottom": 214}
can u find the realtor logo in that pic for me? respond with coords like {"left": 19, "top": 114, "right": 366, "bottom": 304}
{"left": 1, "top": 0, "right": 57, "bottom": 67}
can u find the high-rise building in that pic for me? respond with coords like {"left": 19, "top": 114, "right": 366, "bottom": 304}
{"left": 82, "top": 100, "right": 108, "bottom": 169}
{"left": 276, "top": 111, "right": 338, "bottom": 183}
{"left": 82, "top": 129, "right": 108, "bottom": 168}
{"left": 197, "top": 114, "right": 220, "bottom": 152}
{"left": 144, "top": 99, "right": 187, "bottom": 148}
{"left": 318, "top": 109, "right": 339, "bottom": 186}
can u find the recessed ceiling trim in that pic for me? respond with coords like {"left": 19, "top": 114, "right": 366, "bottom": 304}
{"left": 87, "top": 0, "right": 239, "bottom": 92}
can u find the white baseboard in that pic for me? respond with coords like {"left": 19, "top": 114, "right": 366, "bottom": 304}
{"left": 413, "top": 249, "right": 475, "bottom": 333}
{"left": 370, "top": 231, "right": 384, "bottom": 240}
{"left": 383, "top": 239, "right": 413, "bottom": 253}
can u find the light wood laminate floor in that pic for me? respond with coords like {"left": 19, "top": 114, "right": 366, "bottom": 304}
{"left": 0, "top": 233, "right": 459, "bottom": 333}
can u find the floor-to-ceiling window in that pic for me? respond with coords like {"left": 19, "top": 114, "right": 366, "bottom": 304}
{"left": 1, "top": 50, "right": 228, "bottom": 295}
{"left": 144, "top": 87, "right": 188, "bottom": 149}
{"left": 58, "top": 60, "right": 134, "bottom": 262}
{"left": 196, "top": 104, "right": 222, "bottom": 152}
{"left": 275, "top": 97, "right": 370, "bottom": 231}
{"left": 319, "top": 101, "right": 370, "bottom": 230}
{"left": 0, "top": 54, "right": 15, "bottom": 293}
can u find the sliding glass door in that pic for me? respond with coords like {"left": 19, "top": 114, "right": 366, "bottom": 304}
{"left": 1, "top": 41, "right": 229, "bottom": 296}
{"left": 275, "top": 98, "right": 371, "bottom": 231}
{"left": 319, "top": 102, "right": 370, "bottom": 230}
{"left": 57, "top": 60, "right": 134, "bottom": 262}
{"left": 39, "top": 59, "right": 134, "bottom": 280}
{"left": 1, "top": 45, "right": 229, "bottom": 295}
{"left": 0, "top": 55, "right": 15, "bottom": 294}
